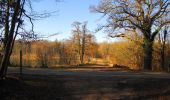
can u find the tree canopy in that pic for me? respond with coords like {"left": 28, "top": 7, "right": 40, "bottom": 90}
{"left": 91, "top": 0, "right": 170, "bottom": 70}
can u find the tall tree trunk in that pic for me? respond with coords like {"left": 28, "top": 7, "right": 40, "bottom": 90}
{"left": 0, "top": 37, "right": 13, "bottom": 78}
{"left": 81, "top": 23, "right": 86, "bottom": 65}
{"left": 143, "top": 38, "right": 154, "bottom": 70}
{"left": 81, "top": 39, "right": 85, "bottom": 64}
{"left": 81, "top": 52, "right": 84, "bottom": 64}
{"left": 0, "top": 0, "right": 20, "bottom": 78}
{"left": 160, "top": 28, "right": 168, "bottom": 71}
{"left": 160, "top": 45, "right": 165, "bottom": 70}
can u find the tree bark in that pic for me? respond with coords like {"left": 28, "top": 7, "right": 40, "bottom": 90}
{"left": 0, "top": 0, "right": 21, "bottom": 78}
{"left": 143, "top": 38, "right": 154, "bottom": 70}
{"left": 81, "top": 37, "right": 85, "bottom": 64}
{"left": 0, "top": 38, "right": 13, "bottom": 78}
{"left": 160, "top": 28, "right": 168, "bottom": 71}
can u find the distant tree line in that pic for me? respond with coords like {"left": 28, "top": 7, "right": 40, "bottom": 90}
{"left": 10, "top": 21, "right": 99, "bottom": 67}
{"left": 10, "top": 27, "right": 170, "bottom": 71}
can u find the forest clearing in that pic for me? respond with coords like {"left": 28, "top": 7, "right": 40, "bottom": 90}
{"left": 1, "top": 0, "right": 170, "bottom": 100}
{"left": 1, "top": 64, "right": 170, "bottom": 100}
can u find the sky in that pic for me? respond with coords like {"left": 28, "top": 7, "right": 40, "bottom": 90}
{"left": 29, "top": 0, "right": 112, "bottom": 43}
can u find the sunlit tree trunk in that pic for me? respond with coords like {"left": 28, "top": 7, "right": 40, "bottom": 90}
{"left": 81, "top": 25, "right": 86, "bottom": 64}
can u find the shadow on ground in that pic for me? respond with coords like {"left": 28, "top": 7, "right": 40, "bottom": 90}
{"left": 0, "top": 75, "right": 73, "bottom": 100}
{"left": 1, "top": 73, "right": 170, "bottom": 100}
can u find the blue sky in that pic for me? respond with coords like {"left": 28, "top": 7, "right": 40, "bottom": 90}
{"left": 30, "top": 0, "right": 112, "bottom": 42}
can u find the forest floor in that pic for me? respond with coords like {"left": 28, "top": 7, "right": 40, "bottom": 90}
{"left": 1, "top": 65, "right": 170, "bottom": 100}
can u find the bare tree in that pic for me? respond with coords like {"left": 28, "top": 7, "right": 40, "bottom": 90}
{"left": 72, "top": 21, "right": 95, "bottom": 65}
{"left": 72, "top": 21, "right": 87, "bottom": 65}
{"left": 0, "top": 0, "right": 24, "bottom": 78}
{"left": 91, "top": 0, "right": 170, "bottom": 70}
{"left": 81, "top": 22, "right": 87, "bottom": 64}
{"left": 0, "top": 0, "right": 58, "bottom": 78}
